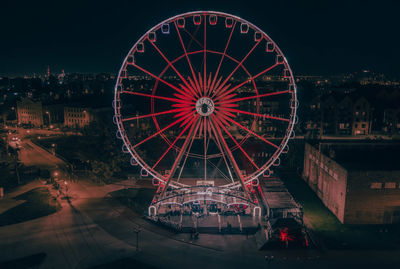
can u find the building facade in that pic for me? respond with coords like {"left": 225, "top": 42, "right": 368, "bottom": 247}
{"left": 302, "top": 142, "right": 400, "bottom": 224}
{"left": 64, "top": 106, "right": 93, "bottom": 128}
{"left": 16, "top": 98, "right": 44, "bottom": 127}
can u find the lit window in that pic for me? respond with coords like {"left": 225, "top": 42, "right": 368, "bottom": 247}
{"left": 384, "top": 182, "right": 396, "bottom": 189}
{"left": 370, "top": 182, "right": 382, "bottom": 189}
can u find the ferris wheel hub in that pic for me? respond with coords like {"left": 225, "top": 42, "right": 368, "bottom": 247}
{"left": 196, "top": 97, "right": 215, "bottom": 116}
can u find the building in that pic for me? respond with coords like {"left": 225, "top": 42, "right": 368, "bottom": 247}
{"left": 352, "top": 97, "right": 371, "bottom": 135}
{"left": 336, "top": 96, "right": 353, "bottom": 135}
{"left": 302, "top": 142, "right": 400, "bottom": 224}
{"left": 43, "top": 104, "right": 64, "bottom": 126}
{"left": 383, "top": 108, "right": 400, "bottom": 135}
{"left": 64, "top": 106, "right": 93, "bottom": 128}
{"left": 302, "top": 94, "right": 373, "bottom": 137}
{"left": 16, "top": 98, "right": 44, "bottom": 127}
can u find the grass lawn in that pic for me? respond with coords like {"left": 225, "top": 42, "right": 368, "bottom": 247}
{"left": 279, "top": 170, "right": 400, "bottom": 250}
{"left": 109, "top": 188, "right": 155, "bottom": 215}
{"left": 0, "top": 187, "right": 61, "bottom": 227}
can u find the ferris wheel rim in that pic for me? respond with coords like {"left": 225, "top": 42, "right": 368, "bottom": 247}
{"left": 113, "top": 11, "right": 298, "bottom": 184}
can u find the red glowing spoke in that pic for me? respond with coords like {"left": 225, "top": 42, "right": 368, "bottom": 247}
{"left": 198, "top": 72, "right": 203, "bottom": 94}
{"left": 174, "top": 110, "right": 193, "bottom": 119}
{"left": 133, "top": 113, "right": 192, "bottom": 149}
{"left": 121, "top": 91, "right": 192, "bottom": 104}
{"left": 217, "top": 93, "right": 237, "bottom": 101}
{"left": 152, "top": 115, "right": 196, "bottom": 169}
{"left": 122, "top": 107, "right": 191, "bottom": 122}
{"left": 212, "top": 39, "right": 262, "bottom": 99}
{"left": 214, "top": 112, "right": 231, "bottom": 127}
{"left": 183, "top": 26, "right": 202, "bottom": 49}
{"left": 171, "top": 103, "right": 194, "bottom": 108}
{"left": 210, "top": 21, "right": 236, "bottom": 96}
{"left": 148, "top": 39, "right": 198, "bottom": 98}
{"left": 178, "top": 84, "right": 199, "bottom": 100}
{"left": 174, "top": 21, "right": 201, "bottom": 94}
{"left": 208, "top": 118, "right": 234, "bottom": 182}
{"left": 213, "top": 116, "right": 259, "bottom": 170}
{"left": 131, "top": 63, "right": 197, "bottom": 101}
{"left": 173, "top": 93, "right": 192, "bottom": 102}
{"left": 161, "top": 116, "right": 200, "bottom": 193}
{"left": 187, "top": 77, "right": 201, "bottom": 96}
{"left": 218, "top": 109, "right": 237, "bottom": 119}
{"left": 179, "top": 113, "right": 195, "bottom": 127}
{"left": 203, "top": 14, "right": 207, "bottom": 96}
{"left": 218, "top": 112, "right": 279, "bottom": 150}
{"left": 215, "top": 63, "right": 280, "bottom": 101}
{"left": 218, "top": 103, "right": 240, "bottom": 108}
{"left": 197, "top": 117, "right": 203, "bottom": 138}
{"left": 204, "top": 116, "right": 207, "bottom": 179}
{"left": 214, "top": 83, "right": 231, "bottom": 99}
{"left": 210, "top": 115, "right": 250, "bottom": 196}
{"left": 217, "top": 90, "right": 290, "bottom": 104}
{"left": 206, "top": 72, "right": 212, "bottom": 96}
{"left": 177, "top": 119, "right": 201, "bottom": 182}
{"left": 218, "top": 107, "right": 290, "bottom": 122}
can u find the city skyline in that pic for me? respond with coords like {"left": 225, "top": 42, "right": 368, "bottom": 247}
{"left": 1, "top": 0, "right": 400, "bottom": 77}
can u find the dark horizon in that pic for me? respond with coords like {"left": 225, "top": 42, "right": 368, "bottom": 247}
{"left": 1, "top": 0, "right": 399, "bottom": 77}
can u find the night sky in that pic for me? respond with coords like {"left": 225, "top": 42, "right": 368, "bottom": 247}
{"left": 1, "top": 0, "right": 399, "bottom": 77}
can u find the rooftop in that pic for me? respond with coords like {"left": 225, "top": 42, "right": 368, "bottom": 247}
{"left": 319, "top": 142, "right": 400, "bottom": 170}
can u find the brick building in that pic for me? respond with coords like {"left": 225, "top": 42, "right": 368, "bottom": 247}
{"left": 302, "top": 94, "right": 373, "bottom": 137}
{"left": 17, "top": 98, "right": 44, "bottom": 127}
{"left": 302, "top": 142, "right": 400, "bottom": 224}
{"left": 64, "top": 106, "right": 93, "bottom": 128}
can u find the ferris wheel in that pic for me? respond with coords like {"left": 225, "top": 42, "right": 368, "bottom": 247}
{"left": 113, "top": 11, "right": 297, "bottom": 206}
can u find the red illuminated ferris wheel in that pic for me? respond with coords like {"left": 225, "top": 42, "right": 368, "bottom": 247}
{"left": 113, "top": 11, "right": 297, "bottom": 198}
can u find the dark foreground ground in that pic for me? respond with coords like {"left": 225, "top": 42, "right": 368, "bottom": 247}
{"left": 1, "top": 177, "right": 400, "bottom": 269}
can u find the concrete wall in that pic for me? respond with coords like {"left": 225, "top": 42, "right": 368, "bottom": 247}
{"left": 302, "top": 143, "right": 348, "bottom": 223}
{"left": 345, "top": 170, "right": 400, "bottom": 224}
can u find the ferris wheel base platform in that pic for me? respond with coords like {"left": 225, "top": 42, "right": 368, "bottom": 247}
{"left": 146, "top": 213, "right": 262, "bottom": 235}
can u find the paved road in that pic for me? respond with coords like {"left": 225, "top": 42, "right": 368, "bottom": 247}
{"left": 19, "top": 139, "right": 64, "bottom": 168}
{"left": 1, "top": 179, "right": 400, "bottom": 268}
{"left": 1, "top": 128, "right": 400, "bottom": 268}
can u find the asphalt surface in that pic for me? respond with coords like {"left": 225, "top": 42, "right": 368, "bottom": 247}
{"left": 1, "top": 128, "right": 400, "bottom": 268}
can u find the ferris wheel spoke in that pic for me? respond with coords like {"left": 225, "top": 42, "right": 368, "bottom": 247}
{"left": 215, "top": 63, "right": 280, "bottom": 101}
{"left": 183, "top": 25, "right": 202, "bottom": 50}
{"left": 148, "top": 39, "right": 199, "bottom": 98}
{"left": 122, "top": 91, "right": 194, "bottom": 104}
{"left": 152, "top": 115, "right": 197, "bottom": 169}
{"left": 210, "top": 21, "right": 236, "bottom": 96}
{"left": 174, "top": 21, "right": 201, "bottom": 94}
{"left": 133, "top": 113, "right": 193, "bottom": 149}
{"left": 217, "top": 107, "right": 290, "bottom": 122}
{"left": 217, "top": 112, "right": 279, "bottom": 150}
{"left": 213, "top": 116, "right": 260, "bottom": 170}
{"left": 203, "top": 117, "right": 207, "bottom": 180}
{"left": 208, "top": 117, "right": 234, "bottom": 182}
{"left": 160, "top": 116, "right": 200, "bottom": 196}
{"left": 217, "top": 90, "right": 290, "bottom": 105}
{"left": 210, "top": 115, "right": 250, "bottom": 197}
{"left": 122, "top": 107, "right": 192, "bottom": 122}
{"left": 130, "top": 63, "right": 197, "bottom": 101}
{"left": 211, "top": 39, "right": 262, "bottom": 99}
{"left": 177, "top": 119, "right": 201, "bottom": 182}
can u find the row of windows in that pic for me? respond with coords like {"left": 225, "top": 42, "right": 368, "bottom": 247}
{"left": 370, "top": 182, "right": 399, "bottom": 189}
{"left": 66, "top": 119, "right": 88, "bottom": 124}
{"left": 65, "top": 108, "right": 86, "bottom": 113}
{"left": 354, "top": 123, "right": 367, "bottom": 128}
{"left": 66, "top": 113, "right": 86, "bottom": 118}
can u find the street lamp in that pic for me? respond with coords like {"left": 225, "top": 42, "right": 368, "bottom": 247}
{"left": 45, "top": 111, "right": 51, "bottom": 127}
{"left": 51, "top": 143, "right": 56, "bottom": 155}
